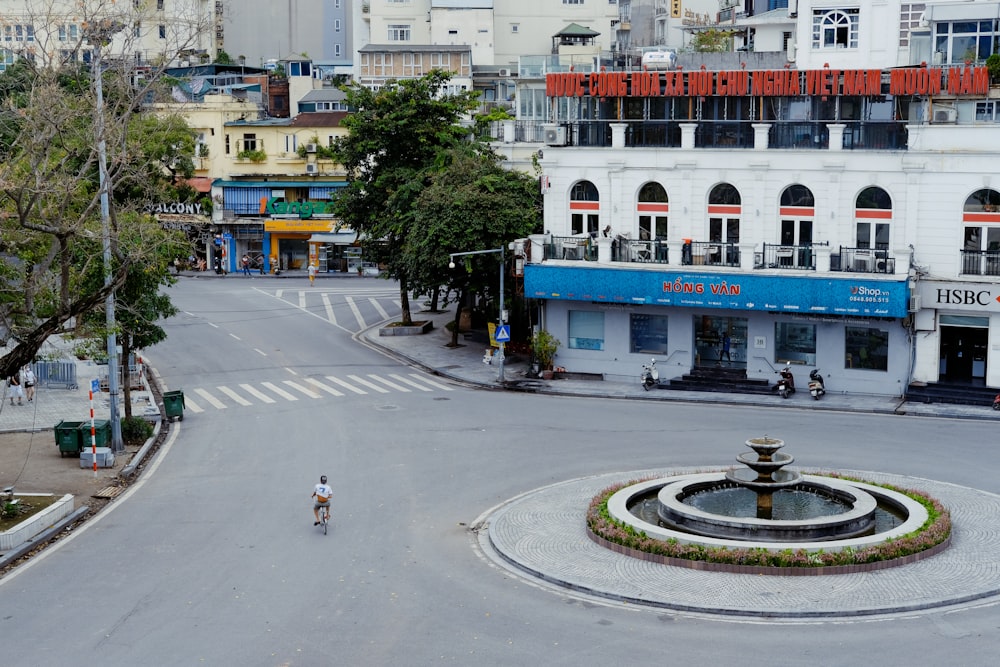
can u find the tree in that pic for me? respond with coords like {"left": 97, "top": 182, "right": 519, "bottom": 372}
{"left": 690, "top": 29, "right": 737, "bottom": 53}
{"left": 331, "top": 70, "right": 480, "bottom": 325}
{"left": 0, "top": 0, "right": 211, "bottom": 379}
{"left": 404, "top": 147, "right": 541, "bottom": 346}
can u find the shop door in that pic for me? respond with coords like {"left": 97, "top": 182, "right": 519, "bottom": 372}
{"left": 278, "top": 239, "right": 308, "bottom": 270}
{"left": 694, "top": 316, "right": 748, "bottom": 369}
{"left": 939, "top": 324, "right": 988, "bottom": 383}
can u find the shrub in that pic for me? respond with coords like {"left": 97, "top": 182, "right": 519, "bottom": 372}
{"left": 121, "top": 416, "right": 153, "bottom": 447}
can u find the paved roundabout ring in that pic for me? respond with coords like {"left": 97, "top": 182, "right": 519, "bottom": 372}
{"left": 475, "top": 467, "right": 1000, "bottom": 620}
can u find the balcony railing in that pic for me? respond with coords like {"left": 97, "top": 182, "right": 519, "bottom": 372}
{"left": 960, "top": 249, "right": 1000, "bottom": 276}
{"left": 611, "top": 238, "right": 668, "bottom": 264}
{"left": 684, "top": 241, "right": 740, "bottom": 267}
{"left": 549, "top": 235, "right": 596, "bottom": 261}
{"left": 757, "top": 243, "right": 818, "bottom": 270}
{"left": 833, "top": 247, "right": 895, "bottom": 274}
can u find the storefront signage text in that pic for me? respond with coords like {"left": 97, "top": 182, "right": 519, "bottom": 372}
{"left": 936, "top": 288, "right": 996, "bottom": 307}
{"left": 545, "top": 66, "right": 987, "bottom": 99}
{"left": 260, "top": 197, "right": 334, "bottom": 219}
{"left": 150, "top": 202, "right": 204, "bottom": 215}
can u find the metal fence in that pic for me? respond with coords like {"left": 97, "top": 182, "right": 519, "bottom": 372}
{"left": 31, "top": 360, "right": 79, "bottom": 390}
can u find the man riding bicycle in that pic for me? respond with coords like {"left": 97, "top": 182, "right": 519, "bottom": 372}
{"left": 312, "top": 475, "right": 333, "bottom": 525}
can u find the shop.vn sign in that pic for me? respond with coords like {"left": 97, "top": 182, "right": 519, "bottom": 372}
{"left": 260, "top": 197, "right": 334, "bottom": 219}
{"left": 546, "top": 66, "right": 988, "bottom": 98}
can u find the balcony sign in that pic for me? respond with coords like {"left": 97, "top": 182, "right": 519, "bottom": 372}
{"left": 525, "top": 265, "right": 908, "bottom": 318}
{"left": 545, "top": 66, "right": 987, "bottom": 99}
{"left": 260, "top": 197, "right": 334, "bottom": 219}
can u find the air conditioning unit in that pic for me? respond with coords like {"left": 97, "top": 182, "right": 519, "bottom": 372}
{"left": 543, "top": 124, "right": 567, "bottom": 146}
{"left": 933, "top": 105, "right": 957, "bottom": 123}
{"left": 305, "top": 163, "right": 319, "bottom": 174}
{"left": 306, "top": 143, "right": 318, "bottom": 153}
{"left": 908, "top": 294, "right": 922, "bottom": 313}
{"left": 498, "top": 68, "right": 511, "bottom": 78}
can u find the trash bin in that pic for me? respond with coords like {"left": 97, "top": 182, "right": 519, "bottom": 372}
{"left": 55, "top": 420, "right": 85, "bottom": 457}
{"left": 77, "top": 419, "right": 111, "bottom": 449}
{"left": 163, "top": 390, "right": 185, "bottom": 421}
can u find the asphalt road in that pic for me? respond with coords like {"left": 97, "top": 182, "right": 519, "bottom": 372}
{"left": 2, "top": 278, "right": 999, "bottom": 666}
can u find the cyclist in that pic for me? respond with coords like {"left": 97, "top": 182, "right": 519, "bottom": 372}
{"left": 312, "top": 475, "right": 333, "bottom": 525}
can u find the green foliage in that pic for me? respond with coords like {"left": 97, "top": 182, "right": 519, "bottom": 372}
{"left": 237, "top": 148, "right": 267, "bottom": 162}
{"left": 216, "top": 50, "right": 234, "bottom": 65}
{"left": 690, "top": 29, "right": 737, "bottom": 53}
{"left": 296, "top": 136, "right": 337, "bottom": 160}
{"left": 988, "top": 54, "right": 1000, "bottom": 82}
{"left": 121, "top": 415, "right": 153, "bottom": 446}
{"left": 531, "top": 329, "right": 561, "bottom": 369}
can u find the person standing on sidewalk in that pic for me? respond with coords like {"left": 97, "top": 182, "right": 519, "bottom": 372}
{"left": 308, "top": 261, "right": 317, "bottom": 285}
{"left": 7, "top": 373, "right": 23, "bottom": 405}
{"left": 21, "top": 365, "right": 35, "bottom": 402}
{"left": 241, "top": 254, "right": 252, "bottom": 277}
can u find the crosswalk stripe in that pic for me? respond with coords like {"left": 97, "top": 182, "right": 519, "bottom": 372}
{"left": 369, "top": 297, "right": 390, "bottom": 320}
{"left": 194, "top": 388, "right": 227, "bottom": 409}
{"left": 345, "top": 296, "right": 366, "bottom": 330}
{"left": 321, "top": 293, "right": 337, "bottom": 325}
{"left": 283, "top": 380, "right": 322, "bottom": 398}
{"left": 217, "top": 386, "right": 253, "bottom": 406}
{"left": 182, "top": 395, "right": 204, "bottom": 413}
{"left": 304, "top": 377, "right": 345, "bottom": 397}
{"left": 325, "top": 376, "right": 367, "bottom": 394}
{"left": 407, "top": 373, "right": 455, "bottom": 391}
{"left": 347, "top": 374, "right": 390, "bottom": 393}
{"left": 389, "top": 374, "right": 433, "bottom": 391}
{"left": 261, "top": 381, "right": 299, "bottom": 401}
{"left": 298, "top": 291, "right": 307, "bottom": 308}
{"left": 368, "top": 374, "right": 411, "bottom": 392}
{"left": 239, "top": 383, "right": 276, "bottom": 403}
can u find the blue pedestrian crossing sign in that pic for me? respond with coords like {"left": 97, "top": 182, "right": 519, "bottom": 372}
{"left": 494, "top": 325, "right": 510, "bottom": 342}
{"left": 91, "top": 379, "right": 100, "bottom": 393}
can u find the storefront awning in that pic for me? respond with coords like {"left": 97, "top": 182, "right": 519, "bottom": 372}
{"left": 309, "top": 232, "right": 357, "bottom": 245}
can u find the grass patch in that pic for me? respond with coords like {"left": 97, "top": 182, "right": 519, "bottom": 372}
{"left": 0, "top": 495, "right": 57, "bottom": 532}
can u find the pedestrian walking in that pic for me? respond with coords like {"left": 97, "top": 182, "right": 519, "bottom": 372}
{"left": 21, "top": 365, "right": 36, "bottom": 402}
{"left": 7, "top": 373, "right": 23, "bottom": 405}
{"left": 308, "top": 261, "right": 317, "bottom": 285}
{"left": 241, "top": 254, "right": 252, "bottom": 277}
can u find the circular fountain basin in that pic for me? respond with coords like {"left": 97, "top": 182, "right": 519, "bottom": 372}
{"left": 607, "top": 473, "right": 928, "bottom": 553}
{"left": 657, "top": 476, "right": 877, "bottom": 541}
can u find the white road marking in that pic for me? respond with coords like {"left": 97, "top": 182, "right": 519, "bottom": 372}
{"left": 217, "top": 386, "right": 253, "bottom": 406}
{"left": 322, "top": 293, "right": 337, "bottom": 325}
{"left": 390, "top": 374, "right": 433, "bottom": 391}
{"left": 239, "top": 383, "right": 276, "bottom": 403}
{"left": 369, "top": 297, "right": 390, "bottom": 320}
{"left": 345, "top": 296, "right": 366, "bottom": 329}
{"left": 285, "top": 367, "right": 299, "bottom": 376}
{"left": 347, "top": 374, "right": 390, "bottom": 393}
{"left": 283, "top": 380, "right": 321, "bottom": 398}
{"left": 194, "top": 388, "right": 227, "bottom": 409}
{"left": 182, "top": 396, "right": 204, "bottom": 413}
{"left": 261, "top": 381, "right": 298, "bottom": 401}
{"left": 208, "top": 322, "right": 219, "bottom": 328}
{"left": 304, "top": 377, "right": 345, "bottom": 397}
{"left": 325, "top": 376, "right": 367, "bottom": 394}
{"left": 367, "top": 374, "right": 411, "bottom": 392}
{"left": 254, "top": 348, "right": 267, "bottom": 356}
{"left": 408, "top": 373, "right": 455, "bottom": 391}
{"left": 229, "top": 333, "right": 241, "bottom": 340}
{"left": 276, "top": 289, "right": 284, "bottom": 298}
{"left": 298, "top": 291, "right": 306, "bottom": 309}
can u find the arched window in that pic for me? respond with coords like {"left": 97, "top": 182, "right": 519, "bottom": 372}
{"left": 777, "top": 184, "right": 815, "bottom": 268}
{"left": 706, "top": 183, "right": 741, "bottom": 265}
{"left": 855, "top": 187, "right": 892, "bottom": 250}
{"left": 637, "top": 182, "right": 668, "bottom": 240}
{"left": 813, "top": 8, "right": 859, "bottom": 49}
{"left": 569, "top": 180, "right": 600, "bottom": 236}
{"left": 961, "top": 188, "right": 1000, "bottom": 274}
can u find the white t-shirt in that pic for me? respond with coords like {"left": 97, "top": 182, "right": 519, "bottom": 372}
{"left": 314, "top": 483, "right": 333, "bottom": 502}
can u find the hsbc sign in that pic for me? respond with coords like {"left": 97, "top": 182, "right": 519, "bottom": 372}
{"left": 919, "top": 281, "right": 1000, "bottom": 312}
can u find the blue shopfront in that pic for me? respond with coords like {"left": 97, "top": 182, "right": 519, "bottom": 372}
{"left": 525, "top": 265, "right": 911, "bottom": 396}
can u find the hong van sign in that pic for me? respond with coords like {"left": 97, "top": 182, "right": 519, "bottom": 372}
{"left": 260, "top": 197, "right": 334, "bottom": 219}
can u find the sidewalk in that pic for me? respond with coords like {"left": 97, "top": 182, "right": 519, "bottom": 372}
{"left": 361, "top": 308, "right": 998, "bottom": 421}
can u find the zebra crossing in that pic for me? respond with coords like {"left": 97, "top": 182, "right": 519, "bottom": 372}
{"left": 270, "top": 287, "right": 402, "bottom": 332}
{"left": 176, "top": 372, "right": 454, "bottom": 414}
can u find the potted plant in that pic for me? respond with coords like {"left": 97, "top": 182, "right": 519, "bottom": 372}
{"left": 531, "top": 329, "right": 560, "bottom": 379}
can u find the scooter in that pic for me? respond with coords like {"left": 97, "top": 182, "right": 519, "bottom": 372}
{"left": 773, "top": 364, "right": 795, "bottom": 398}
{"left": 993, "top": 393, "right": 1000, "bottom": 411}
{"left": 641, "top": 358, "right": 659, "bottom": 391}
{"left": 808, "top": 369, "right": 826, "bottom": 400}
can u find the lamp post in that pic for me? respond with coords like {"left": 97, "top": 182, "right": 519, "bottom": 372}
{"left": 449, "top": 246, "right": 506, "bottom": 383}
{"left": 88, "top": 20, "right": 125, "bottom": 453}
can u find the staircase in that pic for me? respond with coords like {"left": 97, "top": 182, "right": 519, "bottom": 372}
{"left": 905, "top": 382, "right": 998, "bottom": 407}
{"left": 663, "top": 366, "right": 773, "bottom": 395}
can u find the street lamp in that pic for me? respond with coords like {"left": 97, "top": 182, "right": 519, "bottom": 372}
{"left": 449, "top": 246, "right": 507, "bottom": 383}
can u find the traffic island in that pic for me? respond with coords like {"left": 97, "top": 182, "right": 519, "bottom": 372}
{"left": 379, "top": 321, "right": 433, "bottom": 336}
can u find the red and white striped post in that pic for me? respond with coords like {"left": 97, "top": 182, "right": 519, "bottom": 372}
{"left": 88, "top": 386, "right": 97, "bottom": 476}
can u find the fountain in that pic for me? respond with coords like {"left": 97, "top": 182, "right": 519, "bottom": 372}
{"left": 604, "top": 435, "right": 928, "bottom": 552}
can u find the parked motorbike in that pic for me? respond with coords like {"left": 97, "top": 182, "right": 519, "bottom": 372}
{"left": 641, "top": 358, "right": 659, "bottom": 391}
{"left": 993, "top": 393, "right": 1000, "bottom": 411}
{"left": 773, "top": 364, "right": 795, "bottom": 398}
{"left": 808, "top": 369, "right": 826, "bottom": 400}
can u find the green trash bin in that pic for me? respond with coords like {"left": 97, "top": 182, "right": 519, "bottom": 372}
{"left": 55, "top": 420, "right": 85, "bottom": 458}
{"left": 163, "top": 390, "right": 185, "bottom": 421}
{"left": 77, "top": 419, "right": 111, "bottom": 449}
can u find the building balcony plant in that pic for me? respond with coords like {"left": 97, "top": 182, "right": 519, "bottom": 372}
{"left": 236, "top": 149, "right": 267, "bottom": 163}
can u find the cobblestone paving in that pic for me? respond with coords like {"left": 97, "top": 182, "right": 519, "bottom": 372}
{"left": 479, "top": 468, "right": 1000, "bottom": 619}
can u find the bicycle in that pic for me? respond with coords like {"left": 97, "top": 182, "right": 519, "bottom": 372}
{"left": 318, "top": 504, "right": 330, "bottom": 534}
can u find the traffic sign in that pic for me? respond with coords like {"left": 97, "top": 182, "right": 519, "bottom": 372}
{"left": 91, "top": 379, "right": 100, "bottom": 393}
{"left": 494, "top": 325, "right": 510, "bottom": 342}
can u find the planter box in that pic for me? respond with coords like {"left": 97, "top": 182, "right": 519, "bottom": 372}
{"left": 0, "top": 494, "right": 74, "bottom": 551}
{"left": 379, "top": 320, "right": 433, "bottom": 336}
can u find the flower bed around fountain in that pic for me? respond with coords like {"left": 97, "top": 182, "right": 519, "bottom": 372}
{"left": 587, "top": 477, "right": 951, "bottom": 574}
